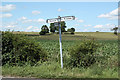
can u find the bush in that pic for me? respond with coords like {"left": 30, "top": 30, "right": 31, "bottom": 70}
{"left": 39, "top": 31, "right": 45, "bottom": 35}
{"left": 2, "top": 31, "right": 47, "bottom": 66}
{"left": 68, "top": 40, "right": 99, "bottom": 68}
{"left": 71, "top": 32, "right": 74, "bottom": 34}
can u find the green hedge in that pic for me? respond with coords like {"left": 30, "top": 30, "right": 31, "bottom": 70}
{"left": 68, "top": 40, "right": 99, "bottom": 68}
{"left": 2, "top": 31, "right": 47, "bottom": 66}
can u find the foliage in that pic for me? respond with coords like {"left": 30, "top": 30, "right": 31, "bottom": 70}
{"left": 39, "top": 31, "right": 45, "bottom": 35}
{"left": 111, "top": 27, "right": 118, "bottom": 35}
{"left": 67, "top": 28, "right": 75, "bottom": 34}
{"left": 67, "top": 29, "right": 71, "bottom": 32}
{"left": 2, "top": 31, "right": 47, "bottom": 66}
{"left": 40, "top": 25, "right": 49, "bottom": 35}
{"left": 68, "top": 40, "right": 99, "bottom": 68}
{"left": 2, "top": 32, "right": 118, "bottom": 78}
{"left": 50, "top": 21, "right": 67, "bottom": 33}
{"left": 50, "top": 23, "right": 56, "bottom": 33}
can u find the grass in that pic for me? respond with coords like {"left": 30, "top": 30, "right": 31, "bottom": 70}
{"left": 2, "top": 32, "right": 119, "bottom": 79}
{"left": 13, "top": 31, "right": 118, "bottom": 40}
{"left": 2, "top": 61, "right": 118, "bottom": 78}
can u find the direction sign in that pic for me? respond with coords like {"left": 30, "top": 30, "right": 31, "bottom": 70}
{"left": 46, "top": 18, "right": 58, "bottom": 23}
{"left": 46, "top": 16, "right": 75, "bottom": 23}
{"left": 61, "top": 16, "right": 75, "bottom": 21}
{"left": 46, "top": 16, "right": 75, "bottom": 68}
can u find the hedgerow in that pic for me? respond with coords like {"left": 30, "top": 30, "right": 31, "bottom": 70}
{"left": 2, "top": 31, "right": 47, "bottom": 66}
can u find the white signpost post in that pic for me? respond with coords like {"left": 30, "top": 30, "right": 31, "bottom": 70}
{"left": 46, "top": 16, "right": 75, "bottom": 68}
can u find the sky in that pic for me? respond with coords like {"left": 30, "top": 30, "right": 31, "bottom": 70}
{"left": 0, "top": 2, "right": 119, "bottom": 32}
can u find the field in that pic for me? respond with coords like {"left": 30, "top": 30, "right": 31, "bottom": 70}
{"left": 2, "top": 32, "right": 119, "bottom": 79}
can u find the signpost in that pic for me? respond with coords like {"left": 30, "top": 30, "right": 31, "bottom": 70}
{"left": 46, "top": 16, "right": 75, "bottom": 68}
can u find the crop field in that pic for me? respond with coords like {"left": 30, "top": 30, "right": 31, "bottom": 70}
{"left": 2, "top": 32, "right": 119, "bottom": 79}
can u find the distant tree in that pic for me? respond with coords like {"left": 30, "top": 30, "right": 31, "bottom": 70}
{"left": 50, "top": 23, "right": 56, "bottom": 33}
{"left": 111, "top": 27, "right": 118, "bottom": 35}
{"left": 39, "top": 31, "right": 45, "bottom": 35}
{"left": 39, "top": 25, "right": 49, "bottom": 35}
{"left": 67, "top": 28, "right": 75, "bottom": 34}
{"left": 71, "top": 28, "right": 75, "bottom": 33}
{"left": 49, "top": 21, "right": 67, "bottom": 33}
{"left": 56, "top": 21, "right": 67, "bottom": 32}
{"left": 67, "top": 28, "right": 71, "bottom": 32}
{"left": 96, "top": 31, "right": 99, "bottom": 32}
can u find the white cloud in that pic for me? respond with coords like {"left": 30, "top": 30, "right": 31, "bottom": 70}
{"left": 2, "top": 22, "right": 18, "bottom": 29}
{"left": 0, "top": 13, "right": 12, "bottom": 18}
{"left": 26, "top": 26, "right": 33, "bottom": 30}
{"left": 83, "top": 29, "right": 88, "bottom": 32}
{"left": 33, "top": 27, "right": 40, "bottom": 31}
{"left": 18, "top": 16, "right": 45, "bottom": 24}
{"left": 77, "top": 20, "right": 84, "bottom": 23}
{"left": 0, "top": 4, "right": 16, "bottom": 12}
{"left": 18, "top": 16, "right": 33, "bottom": 23}
{"left": 58, "top": 8, "right": 64, "bottom": 12}
{"left": 94, "top": 24, "right": 116, "bottom": 31}
{"left": 71, "top": 24, "right": 80, "bottom": 28}
{"left": 37, "top": 18, "right": 45, "bottom": 23}
{"left": 98, "top": 8, "right": 119, "bottom": 20}
{"left": 23, "top": 19, "right": 32, "bottom": 23}
{"left": 32, "top": 10, "right": 40, "bottom": 15}
{"left": 75, "top": 17, "right": 78, "bottom": 20}
{"left": 94, "top": 25, "right": 103, "bottom": 28}
{"left": 6, "top": 25, "right": 16, "bottom": 28}
{"left": 84, "top": 25, "right": 92, "bottom": 27}
{"left": 18, "top": 16, "right": 27, "bottom": 20}
{"left": 26, "top": 26, "right": 40, "bottom": 32}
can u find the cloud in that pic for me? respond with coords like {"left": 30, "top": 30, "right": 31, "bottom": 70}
{"left": 94, "top": 24, "right": 116, "bottom": 31}
{"left": 84, "top": 25, "right": 92, "bottom": 27}
{"left": 77, "top": 20, "right": 84, "bottom": 23}
{"left": 75, "top": 18, "right": 84, "bottom": 23}
{"left": 2, "top": 22, "right": 18, "bottom": 29}
{"left": 98, "top": 8, "right": 119, "bottom": 20}
{"left": 83, "top": 29, "right": 88, "bottom": 32}
{"left": 23, "top": 19, "right": 32, "bottom": 23}
{"left": 37, "top": 18, "right": 45, "bottom": 23}
{"left": 32, "top": 10, "right": 40, "bottom": 15}
{"left": 5, "top": 25, "right": 16, "bottom": 28}
{"left": 18, "top": 16, "right": 32, "bottom": 23}
{"left": 75, "top": 17, "right": 78, "bottom": 20}
{"left": 33, "top": 27, "right": 40, "bottom": 31}
{"left": 0, "top": 13, "right": 12, "bottom": 18}
{"left": 94, "top": 25, "right": 103, "bottom": 28}
{"left": 26, "top": 26, "right": 40, "bottom": 32}
{"left": 0, "top": 4, "right": 16, "bottom": 12}
{"left": 18, "top": 16, "right": 45, "bottom": 24}
{"left": 18, "top": 16, "right": 27, "bottom": 20}
{"left": 58, "top": 8, "right": 64, "bottom": 12}
{"left": 26, "top": 26, "right": 33, "bottom": 30}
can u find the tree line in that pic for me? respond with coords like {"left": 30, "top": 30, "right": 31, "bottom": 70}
{"left": 39, "top": 21, "right": 75, "bottom": 35}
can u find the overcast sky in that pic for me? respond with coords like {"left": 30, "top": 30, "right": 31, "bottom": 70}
{"left": 1, "top": 2, "right": 118, "bottom": 32}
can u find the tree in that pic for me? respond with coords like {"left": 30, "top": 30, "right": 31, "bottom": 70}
{"left": 67, "top": 28, "right": 75, "bottom": 34}
{"left": 111, "top": 27, "right": 118, "bottom": 35}
{"left": 49, "top": 21, "right": 67, "bottom": 33}
{"left": 67, "top": 28, "right": 71, "bottom": 32}
{"left": 50, "top": 23, "right": 56, "bottom": 33}
{"left": 71, "top": 28, "right": 75, "bottom": 34}
{"left": 40, "top": 25, "right": 49, "bottom": 35}
{"left": 55, "top": 21, "right": 67, "bottom": 32}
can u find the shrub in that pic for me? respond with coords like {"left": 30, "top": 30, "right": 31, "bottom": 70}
{"left": 2, "top": 31, "right": 47, "bottom": 66}
{"left": 68, "top": 40, "right": 99, "bottom": 68}
{"left": 39, "top": 31, "right": 46, "bottom": 35}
